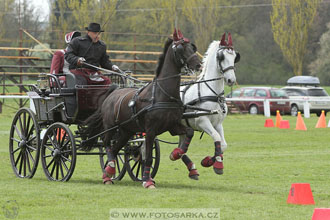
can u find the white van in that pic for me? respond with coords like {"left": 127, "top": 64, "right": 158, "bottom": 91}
{"left": 281, "top": 76, "right": 330, "bottom": 116}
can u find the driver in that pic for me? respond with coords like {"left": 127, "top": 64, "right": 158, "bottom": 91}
{"left": 64, "top": 22, "right": 119, "bottom": 85}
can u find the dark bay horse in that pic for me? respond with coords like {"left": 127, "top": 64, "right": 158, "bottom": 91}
{"left": 83, "top": 29, "right": 200, "bottom": 188}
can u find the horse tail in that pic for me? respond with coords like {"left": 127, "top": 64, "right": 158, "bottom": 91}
{"left": 81, "top": 84, "right": 118, "bottom": 151}
{"left": 81, "top": 108, "right": 104, "bottom": 151}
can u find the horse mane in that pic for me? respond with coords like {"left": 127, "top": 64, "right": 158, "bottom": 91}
{"left": 155, "top": 38, "right": 173, "bottom": 76}
{"left": 198, "top": 41, "right": 220, "bottom": 81}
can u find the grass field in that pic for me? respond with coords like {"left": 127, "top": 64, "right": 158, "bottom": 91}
{"left": 0, "top": 100, "right": 330, "bottom": 220}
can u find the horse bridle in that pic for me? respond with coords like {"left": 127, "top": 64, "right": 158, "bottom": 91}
{"left": 217, "top": 46, "right": 240, "bottom": 74}
{"left": 172, "top": 40, "right": 198, "bottom": 68}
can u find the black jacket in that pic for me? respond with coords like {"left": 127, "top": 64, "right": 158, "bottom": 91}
{"left": 65, "top": 34, "right": 113, "bottom": 71}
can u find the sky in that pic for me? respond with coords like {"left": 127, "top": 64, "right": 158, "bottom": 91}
{"left": 30, "top": 0, "right": 50, "bottom": 21}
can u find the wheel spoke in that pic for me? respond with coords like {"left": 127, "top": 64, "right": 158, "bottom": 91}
{"left": 118, "top": 154, "right": 125, "bottom": 164}
{"left": 61, "top": 138, "right": 70, "bottom": 150}
{"left": 18, "top": 115, "right": 24, "bottom": 139}
{"left": 59, "top": 160, "right": 65, "bottom": 179}
{"left": 26, "top": 126, "right": 35, "bottom": 143}
{"left": 43, "top": 154, "right": 53, "bottom": 158}
{"left": 11, "top": 137, "right": 21, "bottom": 143}
{"left": 61, "top": 155, "right": 71, "bottom": 163}
{"left": 116, "top": 159, "right": 121, "bottom": 174}
{"left": 15, "top": 151, "right": 22, "bottom": 167}
{"left": 19, "top": 150, "right": 24, "bottom": 175}
{"left": 26, "top": 144, "right": 37, "bottom": 152}
{"left": 60, "top": 158, "right": 69, "bottom": 172}
{"left": 23, "top": 151, "right": 27, "bottom": 176}
{"left": 11, "top": 146, "right": 21, "bottom": 154}
{"left": 14, "top": 125, "right": 23, "bottom": 140}
{"left": 131, "top": 159, "right": 139, "bottom": 171}
{"left": 51, "top": 129, "right": 59, "bottom": 147}
{"left": 25, "top": 115, "right": 31, "bottom": 138}
{"left": 56, "top": 160, "right": 59, "bottom": 180}
{"left": 48, "top": 134, "right": 58, "bottom": 149}
{"left": 26, "top": 148, "right": 36, "bottom": 164}
{"left": 26, "top": 135, "right": 36, "bottom": 145}
{"left": 50, "top": 160, "right": 56, "bottom": 177}
{"left": 135, "top": 162, "right": 141, "bottom": 178}
{"left": 25, "top": 151, "right": 32, "bottom": 173}
{"left": 45, "top": 143, "right": 55, "bottom": 152}
{"left": 46, "top": 157, "right": 55, "bottom": 169}
{"left": 61, "top": 150, "right": 72, "bottom": 154}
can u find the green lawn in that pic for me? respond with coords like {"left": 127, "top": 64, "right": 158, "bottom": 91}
{"left": 0, "top": 100, "right": 330, "bottom": 220}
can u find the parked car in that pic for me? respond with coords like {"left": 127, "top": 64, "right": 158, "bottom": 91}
{"left": 226, "top": 87, "right": 291, "bottom": 115}
{"left": 281, "top": 76, "right": 330, "bottom": 116}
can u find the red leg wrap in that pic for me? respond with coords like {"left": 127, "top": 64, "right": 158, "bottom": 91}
{"left": 103, "top": 160, "right": 116, "bottom": 181}
{"left": 102, "top": 173, "right": 113, "bottom": 184}
{"left": 213, "top": 155, "right": 224, "bottom": 175}
{"left": 201, "top": 156, "right": 214, "bottom": 167}
{"left": 169, "top": 148, "right": 185, "bottom": 161}
{"left": 187, "top": 163, "right": 199, "bottom": 180}
{"left": 142, "top": 178, "right": 155, "bottom": 188}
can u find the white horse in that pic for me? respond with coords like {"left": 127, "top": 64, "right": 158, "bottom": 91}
{"left": 170, "top": 33, "right": 239, "bottom": 179}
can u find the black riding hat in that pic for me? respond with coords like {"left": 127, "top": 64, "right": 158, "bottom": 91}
{"left": 85, "top": 23, "right": 104, "bottom": 32}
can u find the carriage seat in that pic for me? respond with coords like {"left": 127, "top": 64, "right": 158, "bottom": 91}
{"left": 59, "top": 72, "right": 77, "bottom": 118}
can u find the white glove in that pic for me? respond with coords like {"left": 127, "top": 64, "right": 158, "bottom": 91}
{"left": 77, "top": 57, "right": 86, "bottom": 66}
{"left": 112, "top": 65, "right": 119, "bottom": 71}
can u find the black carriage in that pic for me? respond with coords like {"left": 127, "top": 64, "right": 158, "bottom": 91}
{"left": 9, "top": 72, "right": 160, "bottom": 182}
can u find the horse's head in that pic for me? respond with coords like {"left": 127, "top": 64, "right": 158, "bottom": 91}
{"left": 172, "top": 29, "right": 201, "bottom": 71}
{"left": 216, "top": 33, "right": 240, "bottom": 86}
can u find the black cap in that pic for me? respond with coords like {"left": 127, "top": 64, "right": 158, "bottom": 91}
{"left": 85, "top": 23, "right": 104, "bottom": 32}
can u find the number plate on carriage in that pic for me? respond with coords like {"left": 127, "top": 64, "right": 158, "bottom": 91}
{"left": 277, "top": 101, "right": 285, "bottom": 105}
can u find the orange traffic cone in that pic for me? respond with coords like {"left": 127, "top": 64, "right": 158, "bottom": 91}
{"left": 287, "top": 183, "right": 315, "bottom": 205}
{"left": 315, "top": 110, "right": 326, "bottom": 128}
{"left": 275, "top": 110, "right": 282, "bottom": 128}
{"left": 312, "top": 208, "right": 330, "bottom": 220}
{"left": 295, "top": 112, "right": 307, "bottom": 131}
{"left": 264, "top": 119, "right": 274, "bottom": 127}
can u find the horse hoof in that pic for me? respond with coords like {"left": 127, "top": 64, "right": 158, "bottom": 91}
{"left": 201, "top": 156, "right": 214, "bottom": 167}
{"left": 103, "top": 176, "right": 114, "bottom": 184}
{"left": 189, "top": 175, "right": 199, "bottom": 180}
{"left": 169, "top": 148, "right": 184, "bottom": 161}
{"left": 143, "top": 180, "right": 156, "bottom": 189}
{"left": 189, "top": 169, "right": 199, "bottom": 180}
{"left": 213, "top": 167, "right": 224, "bottom": 175}
{"left": 213, "top": 157, "right": 224, "bottom": 175}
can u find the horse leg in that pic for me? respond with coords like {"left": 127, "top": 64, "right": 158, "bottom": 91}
{"left": 103, "top": 145, "right": 116, "bottom": 184}
{"left": 216, "top": 123, "right": 227, "bottom": 152}
{"left": 197, "top": 119, "right": 224, "bottom": 175}
{"left": 169, "top": 127, "right": 194, "bottom": 160}
{"left": 102, "top": 132, "right": 130, "bottom": 185}
{"left": 142, "top": 131, "right": 156, "bottom": 189}
{"left": 169, "top": 126, "right": 199, "bottom": 180}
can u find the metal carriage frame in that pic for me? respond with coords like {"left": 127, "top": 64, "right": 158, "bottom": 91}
{"left": 9, "top": 71, "right": 160, "bottom": 182}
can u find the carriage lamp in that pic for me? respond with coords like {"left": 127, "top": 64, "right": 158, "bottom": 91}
{"left": 37, "top": 73, "right": 49, "bottom": 94}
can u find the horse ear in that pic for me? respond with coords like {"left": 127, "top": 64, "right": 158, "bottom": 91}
{"left": 228, "top": 32, "right": 233, "bottom": 47}
{"left": 173, "top": 28, "right": 179, "bottom": 41}
{"left": 177, "top": 29, "right": 184, "bottom": 39}
{"left": 220, "top": 33, "right": 227, "bottom": 46}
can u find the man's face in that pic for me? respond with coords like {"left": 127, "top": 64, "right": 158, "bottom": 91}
{"left": 88, "top": 31, "right": 101, "bottom": 43}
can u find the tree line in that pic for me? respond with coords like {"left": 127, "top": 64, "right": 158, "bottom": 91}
{"left": 1, "top": 0, "right": 330, "bottom": 85}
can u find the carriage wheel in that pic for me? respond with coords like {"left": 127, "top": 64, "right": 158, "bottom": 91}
{"left": 125, "top": 135, "right": 160, "bottom": 181}
{"left": 99, "top": 146, "right": 126, "bottom": 181}
{"left": 9, "top": 108, "right": 40, "bottom": 178}
{"left": 40, "top": 123, "right": 76, "bottom": 181}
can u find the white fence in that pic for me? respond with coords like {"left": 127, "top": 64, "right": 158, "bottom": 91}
{"left": 226, "top": 97, "right": 327, "bottom": 118}
{"left": 0, "top": 95, "right": 327, "bottom": 118}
